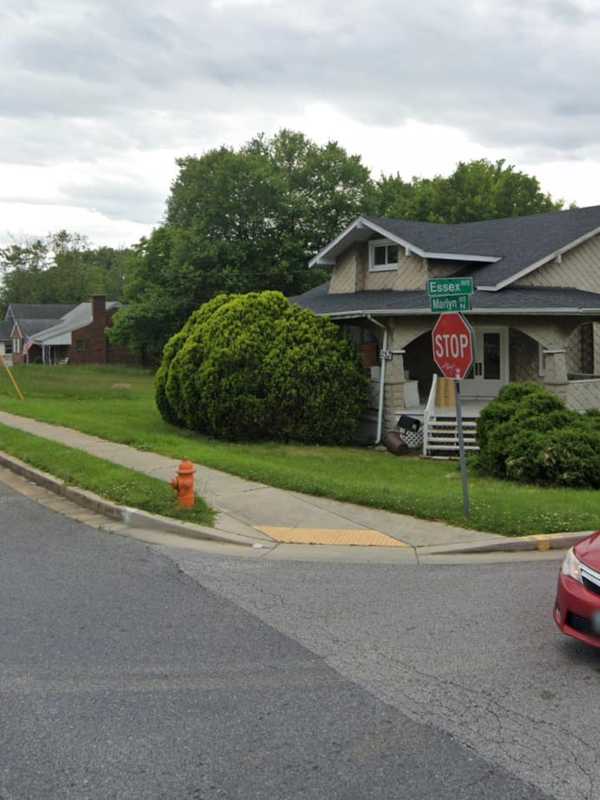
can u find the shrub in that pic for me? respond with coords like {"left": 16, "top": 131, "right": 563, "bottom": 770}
{"left": 477, "top": 382, "right": 548, "bottom": 449}
{"left": 155, "top": 291, "right": 369, "bottom": 444}
{"left": 478, "top": 382, "right": 600, "bottom": 488}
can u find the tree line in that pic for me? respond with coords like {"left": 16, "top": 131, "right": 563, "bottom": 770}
{"left": 1, "top": 130, "right": 563, "bottom": 357}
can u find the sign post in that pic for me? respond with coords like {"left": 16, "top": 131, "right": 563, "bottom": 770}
{"left": 431, "top": 313, "right": 474, "bottom": 517}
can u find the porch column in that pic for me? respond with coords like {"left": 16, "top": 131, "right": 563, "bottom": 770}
{"left": 383, "top": 347, "right": 406, "bottom": 431}
{"left": 542, "top": 348, "right": 568, "bottom": 402}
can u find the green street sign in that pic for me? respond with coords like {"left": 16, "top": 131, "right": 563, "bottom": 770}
{"left": 430, "top": 295, "right": 471, "bottom": 313}
{"left": 427, "top": 277, "right": 474, "bottom": 298}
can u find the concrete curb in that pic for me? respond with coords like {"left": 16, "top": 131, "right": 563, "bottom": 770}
{"left": 422, "top": 530, "right": 595, "bottom": 556}
{"left": 0, "top": 450, "right": 254, "bottom": 547}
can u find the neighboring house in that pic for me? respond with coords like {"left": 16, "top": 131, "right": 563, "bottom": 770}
{"left": 3, "top": 296, "right": 138, "bottom": 366}
{"left": 294, "top": 204, "right": 600, "bottom": 453}
{"left": 0, "top": 320, "right": 13, "bottom": 363}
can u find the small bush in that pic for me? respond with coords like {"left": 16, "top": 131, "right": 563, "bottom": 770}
{"left": 478, "top": 382, "right": 600, "bottom": 488}
{"left": 155, "top": 291, "right": 369, "bottom": 444}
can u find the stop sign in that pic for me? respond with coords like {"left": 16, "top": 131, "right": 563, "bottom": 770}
{"left": 432, "top": 313, "right": 474, "bottom": 380}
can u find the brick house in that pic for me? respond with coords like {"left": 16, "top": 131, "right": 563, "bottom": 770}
{"left": 294, "top": 204, "right": 600, "bottom": 453}
{"left": 4, "top": 296, "right": 138, "bottom": 366}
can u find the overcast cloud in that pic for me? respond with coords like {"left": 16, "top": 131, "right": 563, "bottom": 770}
{"left": 1, "top": 0, "right": 600, "bottom": 247}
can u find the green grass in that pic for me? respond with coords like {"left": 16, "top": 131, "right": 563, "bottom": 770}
{"left": 0, "top": 364, "right": 599, "bottom": 536}
{"left": 0, "top": 420, "right": 214, "bottom": 528}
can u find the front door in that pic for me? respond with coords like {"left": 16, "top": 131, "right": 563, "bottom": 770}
{"left": 462, "top": 327, "right": 508, "bottom": 399}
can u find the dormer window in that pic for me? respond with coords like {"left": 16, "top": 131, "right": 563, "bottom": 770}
{"left": 369, "top": 239, "right": 399, "bottom": 272}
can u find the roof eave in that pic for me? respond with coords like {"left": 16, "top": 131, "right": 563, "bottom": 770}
{"left": 310, "top": 307, "right": 600, "bottom": 319}
{"left": 479, "top": 225, "right": 600, "bottom": 291}
{"left": 309, "top": 216, "right": 501, "bottom": 268}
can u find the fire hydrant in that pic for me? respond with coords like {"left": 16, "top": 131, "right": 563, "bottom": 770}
{"left": 171, "top": 460, "right": 196, "bottom": 508}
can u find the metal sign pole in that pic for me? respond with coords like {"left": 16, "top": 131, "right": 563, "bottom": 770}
{"left": 454, "top": 379, "right": 470, "bottom": 517}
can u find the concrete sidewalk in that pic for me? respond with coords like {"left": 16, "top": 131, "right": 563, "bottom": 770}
{"left": 0, "top": 410, "right": 502, "bottom": 552}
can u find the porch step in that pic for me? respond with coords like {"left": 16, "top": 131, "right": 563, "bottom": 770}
{"left": 424, "top": 416, "right": 480, "bottom": 458}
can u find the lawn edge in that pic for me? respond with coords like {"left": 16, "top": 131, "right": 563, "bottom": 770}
{"left": 0, "top": 450, "right": 253, "bottom": 547}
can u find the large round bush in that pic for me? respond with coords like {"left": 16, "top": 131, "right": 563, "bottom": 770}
{"left": 155, "top": 291, "right": 369, "bottom": 444}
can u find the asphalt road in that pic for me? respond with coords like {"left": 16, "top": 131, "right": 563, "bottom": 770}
{"left": 168, "top": 545, "right": 600, "bottom": 800}
{"left": 0, "top": 479, "right": 582, "bottom": 799}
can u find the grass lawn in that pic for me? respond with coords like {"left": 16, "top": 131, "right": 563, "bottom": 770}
{"left": 0, "top": 363, "right": 599, "bottom": 536}
{"left": 0, "top": 421, "right": 214, "bottom": 527}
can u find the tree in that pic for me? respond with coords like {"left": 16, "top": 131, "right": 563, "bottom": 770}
{"left": 0, "top": 232, "right": 132, "bottom": 313}
{"left": 111, "top": 130, "right": 374, "bottom": 358}
{"left": 373, "top": 159, "right": 563, "bottom": 223}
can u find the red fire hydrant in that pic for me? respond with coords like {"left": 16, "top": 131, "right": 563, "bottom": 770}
{"left": 171, "top": 460, "right": 196, "bottom": 508}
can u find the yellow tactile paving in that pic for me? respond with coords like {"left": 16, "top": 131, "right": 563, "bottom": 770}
{"left": 257, "top": 527, "right": 409, "bottom": 548}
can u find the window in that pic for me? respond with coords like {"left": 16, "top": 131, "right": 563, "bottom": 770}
{"left": 12, "top": 338, "right": 21, "bottom": 354}
{"left": 4, "top": 341, "right": 12, "bottom": 355}
{"left": 369, "top": 239, "right": 399, "bottom": 272}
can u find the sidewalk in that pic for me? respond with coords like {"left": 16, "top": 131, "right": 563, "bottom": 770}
{"left": 0, "top": 410, "right": 504, "bottom": 552}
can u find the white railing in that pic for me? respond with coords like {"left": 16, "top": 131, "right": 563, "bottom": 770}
{"left": 422, "top": 374, "right": 438, "bottom": 456}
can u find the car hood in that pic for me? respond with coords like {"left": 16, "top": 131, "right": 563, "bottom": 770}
{"left": 575, "top": 532, "right": 600, "bottom": 572}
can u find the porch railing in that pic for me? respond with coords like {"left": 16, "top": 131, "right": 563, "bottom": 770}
{"left": 421, "top": 374, "right": 438, "bottom": 456}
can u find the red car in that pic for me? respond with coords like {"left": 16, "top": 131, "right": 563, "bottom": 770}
{"left": 555, "top": 533, "right": 600, "bottom": 647}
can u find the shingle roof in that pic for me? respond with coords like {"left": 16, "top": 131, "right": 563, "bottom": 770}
{"left": 317, "top": 205, "right": 600, "bottom": 289}
{"left": 6, "top": 303, "right": 77, "bottom": 321}
{"left": 18, "top": 319, "right": 64, "bottom": 336}
{"left": 293, "top": 282, "right": 600, "bottom": 316}
{"left": 0, "top": 321, "right": 12, "bottom": 340}
{"left": 31, "top": 301, "right": 122, "bottom": 343}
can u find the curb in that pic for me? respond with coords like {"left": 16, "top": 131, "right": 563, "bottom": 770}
{"left": 0, "top": 450, "right": 254, "bottom": 548}
{"left": 423, "top": 531, "right": 594, "bottom": 556}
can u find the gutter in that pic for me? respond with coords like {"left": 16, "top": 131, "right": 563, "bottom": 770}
{"left": 318, "top": 307, "right": 600, "bottom": 319}
{"left": 366, "top": 315, "right": 388, "bottom": 445}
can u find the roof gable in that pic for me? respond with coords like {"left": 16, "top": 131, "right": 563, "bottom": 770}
{"left": 311, "top": 205, "right": 600, "bottom": 291}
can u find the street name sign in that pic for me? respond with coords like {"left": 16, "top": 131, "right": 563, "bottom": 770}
{"left": 430, "top": 295, "right": 471, "bottom": 313}
{"left": 427, "top": 277, "right": 474, "bottom": 297}
{"left": 431, "top": 312, "right": 474, "bottom": 380}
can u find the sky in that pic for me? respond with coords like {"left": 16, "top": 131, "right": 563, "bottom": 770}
{"left": 2, "top": 0, "right": 600, "bottom": 249}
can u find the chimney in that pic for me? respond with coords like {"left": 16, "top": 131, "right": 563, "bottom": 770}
{"left": 91, "top": 295, "right": 106, "bottom": 325}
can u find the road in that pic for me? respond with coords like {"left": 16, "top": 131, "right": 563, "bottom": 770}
{"left": 0, "top": 479, "right": 596, "bottom": 799}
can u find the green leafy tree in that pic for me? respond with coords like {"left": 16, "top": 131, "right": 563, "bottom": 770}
{"left": 111, "top": 130, "right": 374, "bottom": 358}
{"left": 373, "top": 159, "right": 563, "bottom": 222}
{"left": 0, "top": 232, "right": 132, "bottom": 313}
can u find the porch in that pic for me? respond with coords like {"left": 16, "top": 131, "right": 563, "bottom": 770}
{"left": 349, "top": 314, "right": 600, "bottom": 454}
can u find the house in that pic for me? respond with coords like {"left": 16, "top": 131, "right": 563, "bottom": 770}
{"left": 0, "top": 320, "right": 13, "bottom": 363}
{"left": 4, "top": 303, "right": 77, "bottom": 365}
{"left": 3, "top": 296, "right": 138, "bottom": 366}
{"left": 294, "top": 204, "right": 600, "bottom": 453}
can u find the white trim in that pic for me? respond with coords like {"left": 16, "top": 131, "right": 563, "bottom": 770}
{"left": 309, "top": 216, "right": 501, "bottom": 268}
{"left": 368, "top": 239, "right": 399, "bottom": 272}
{"left": 478, "top": 226, "right": 600, "bottom": 291}
{"left": 317, "top": 307, "right": 600, "bottom": 319}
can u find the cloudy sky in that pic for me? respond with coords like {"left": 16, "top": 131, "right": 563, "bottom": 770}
{"left": 2, "top": 0, "right": 600, "bottom": 248}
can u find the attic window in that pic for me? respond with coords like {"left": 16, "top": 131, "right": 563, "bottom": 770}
{"left": 369, "top": 239, "right": 399, "bottom": 272}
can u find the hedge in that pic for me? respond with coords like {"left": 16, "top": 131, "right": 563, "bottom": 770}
{"left": 477, "top": 382, "right": 600, "bottom": 488}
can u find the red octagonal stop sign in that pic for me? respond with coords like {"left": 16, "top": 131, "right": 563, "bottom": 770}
{"left": 432, "top": 313, "right": 474, "bottom": 380}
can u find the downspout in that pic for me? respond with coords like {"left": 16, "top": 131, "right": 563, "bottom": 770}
{"left": 366, "top": 315, "right": 388, "bottom": 445}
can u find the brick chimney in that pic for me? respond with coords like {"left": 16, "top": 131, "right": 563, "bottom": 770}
{"left": 91, "top": 295, "right": 106, "bottom": 326}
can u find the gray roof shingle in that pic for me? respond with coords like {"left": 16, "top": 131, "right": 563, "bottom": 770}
{"left": 294, "top": 282, "right": 600, "bottom": 316}
{"left": 0, "top": 321, "right": 12, "bottom": 340}
{"left": 6, "top": 303, "right": 77, "bottom": 321}
{"left": 361, "top": 205, "right": 600, "bottom": 288}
